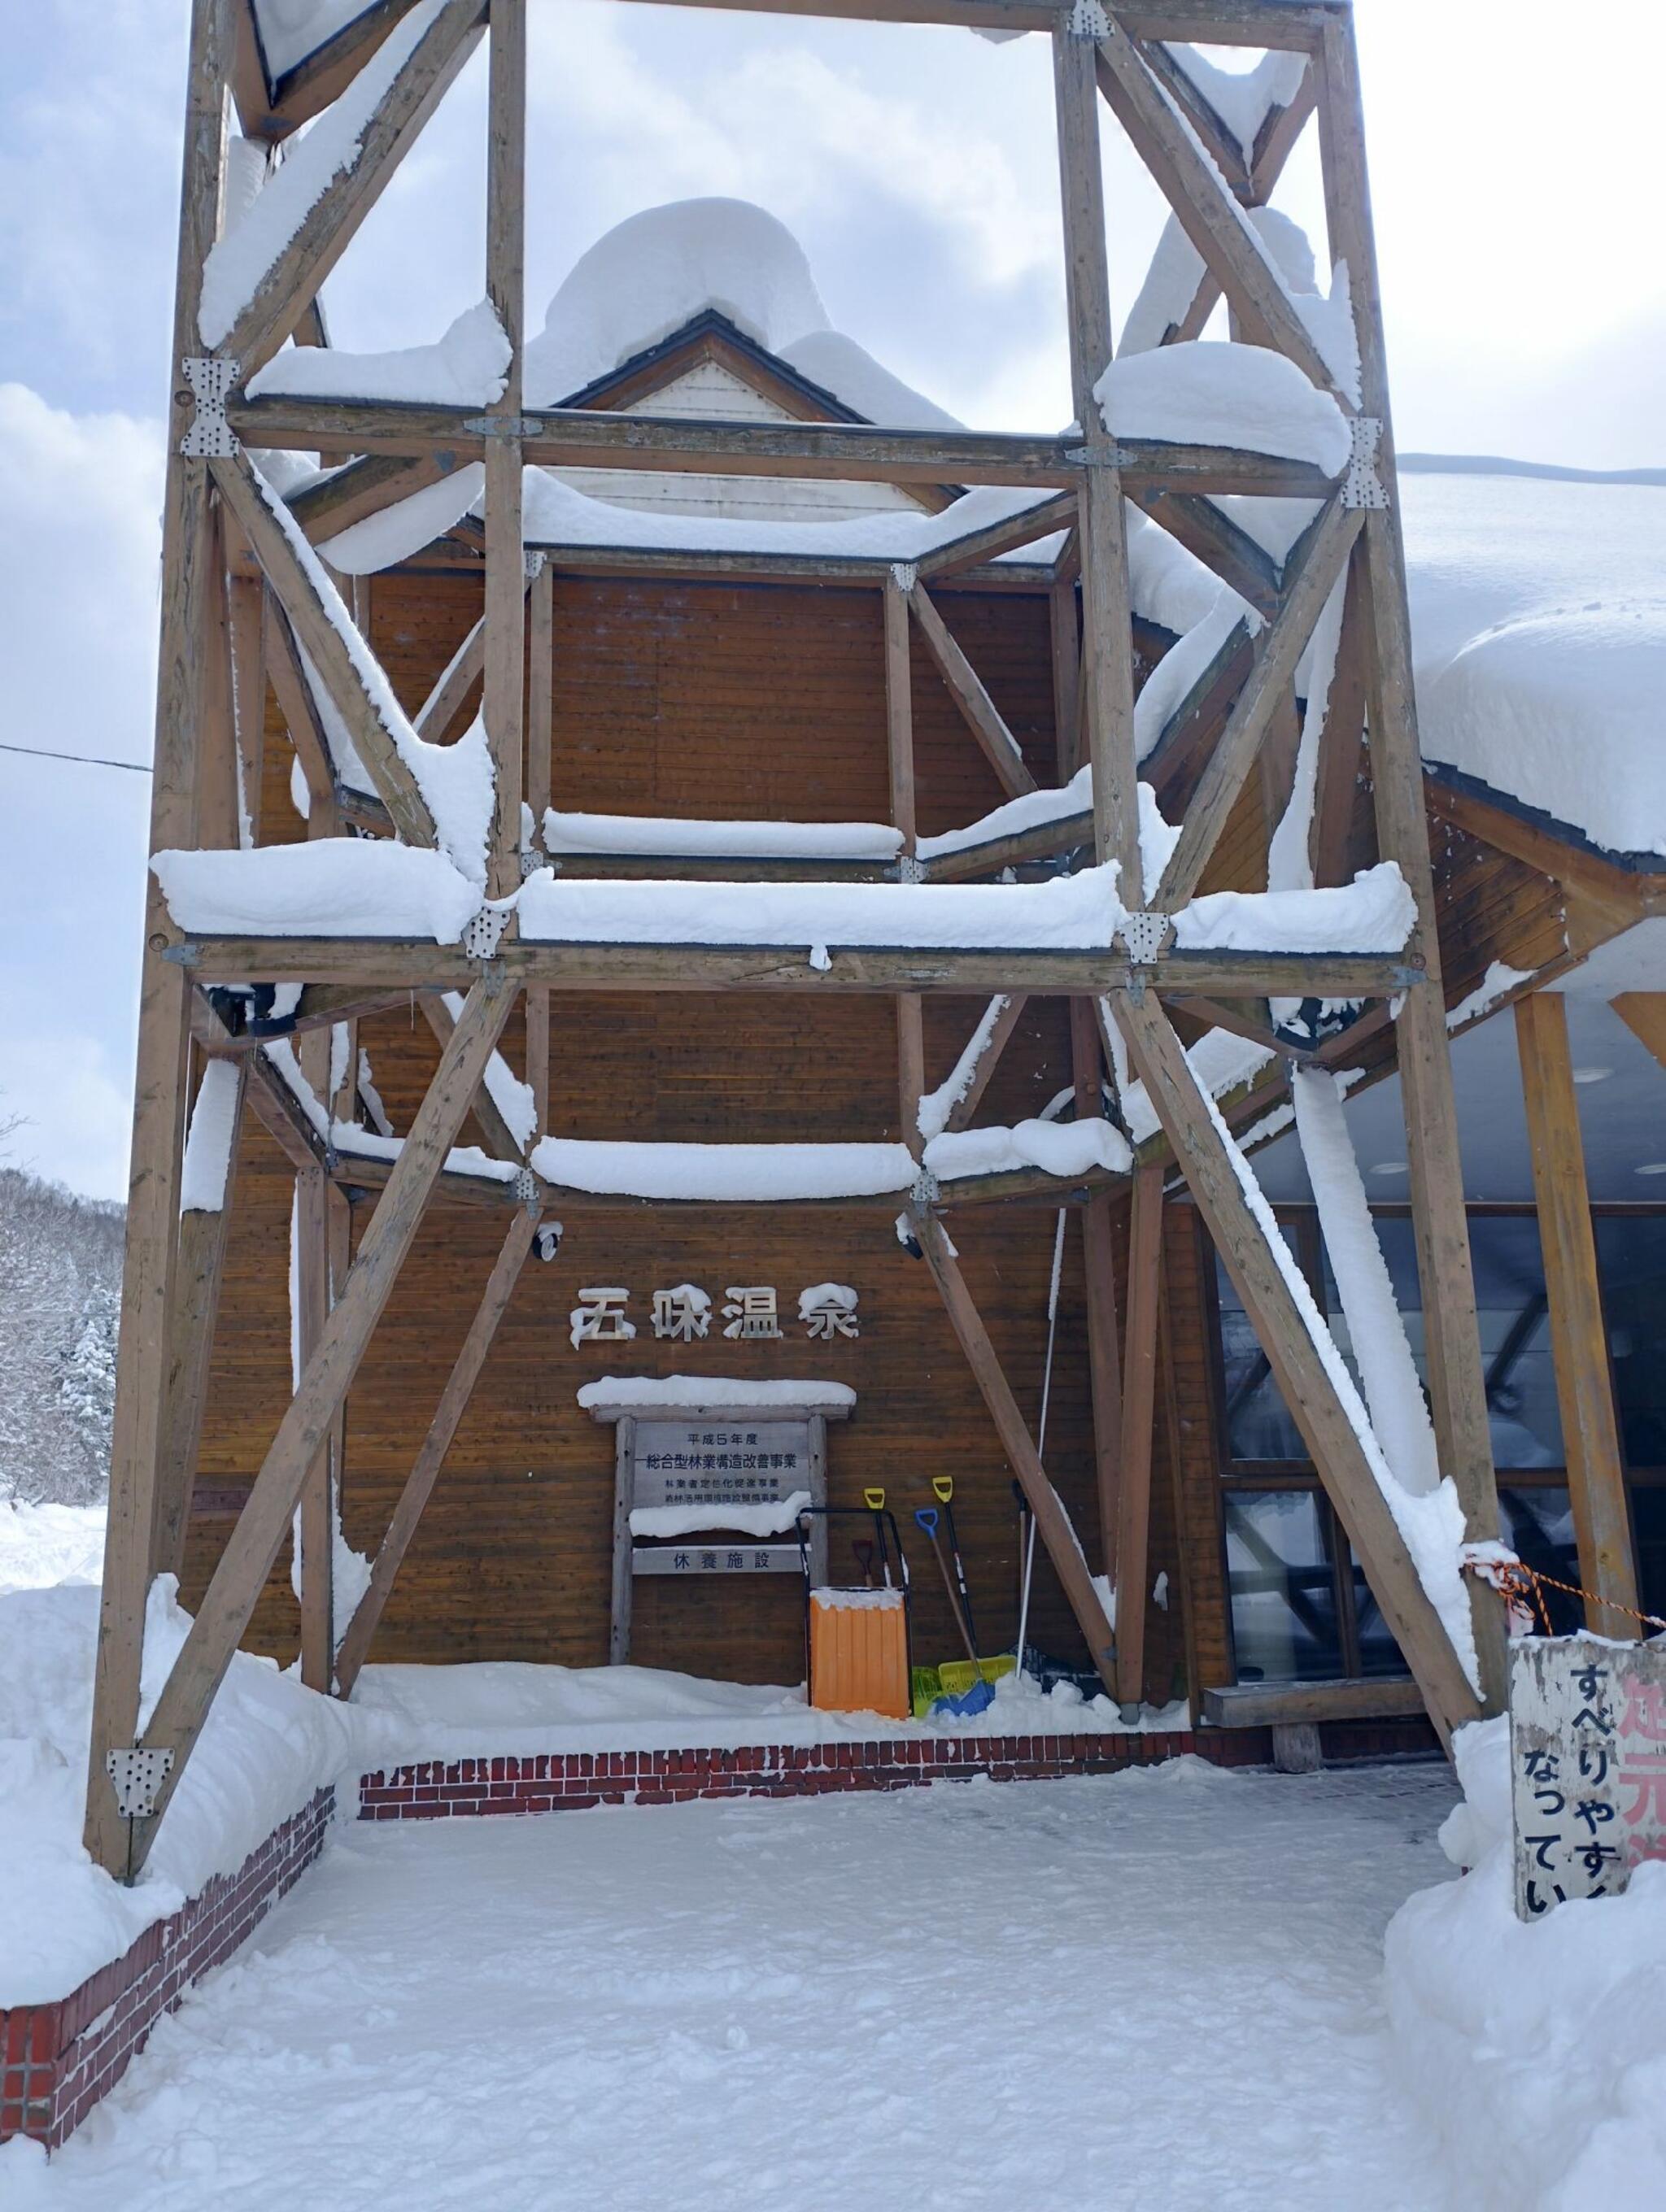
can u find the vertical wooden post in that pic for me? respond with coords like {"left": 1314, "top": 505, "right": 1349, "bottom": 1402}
{"left": 1049, "top": 576, "right": 1081, "bottom": 781}
{"left": 1052, "top": 23, "right": 1139, "bottom": 887}
{"left": 885, "top": 570, "right": 925, "bottom": 1155}
{"left": 1317, "top": 12, "right": 1507, "bottom": 1709}
{"left": 295, "top": 1164, "right": 334, "bottom": 1691}
{"left": 227, "top": 573, "right": 267, "bottom": 844}
{"left": 807, "top": 1413, "right": 830, "bottom": 1591}
{"left": 1515, "top": 994, "right": 1638, "bottom": 1635}
{"left": 153, "top": 1057, "right": 251, "bottom": 1583}
{"left": 1071, "top": 1000, "right": 1124, "bottom": 1592}
{"left": 85, "top": 0, "right": 229, "bottom": 1875}
{"left": 1115, "top": 1161, "right": 1163, "bottom": 1712}
{"left": 1055, "top": 558, "right": 1123, "bottom": 1625}
{"left": 483, "top": 0, "right": 526, "bottom": 899}
{"left": 610, "top": 1417, "right": 635, "bottom": 1664}
{"left": 525, "top": 556, "right": 554, "bottom": 1129}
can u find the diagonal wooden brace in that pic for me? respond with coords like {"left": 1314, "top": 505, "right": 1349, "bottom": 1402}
{"left": 1106, "top": 987, "right": 1482, "bottom": 1743}
{"left": 914, "top": 1212, "right": 1118, "bottom": 1695}
{"left": 116, "top": 977, "right": 517, "bottom": 1876}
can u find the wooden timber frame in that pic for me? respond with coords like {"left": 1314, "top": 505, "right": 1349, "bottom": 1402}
{"left": 89, "top": 0, "right": 1507, "bottom": 1879}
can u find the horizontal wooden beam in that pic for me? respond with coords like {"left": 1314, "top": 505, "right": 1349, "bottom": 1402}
{"left": 288, "top": 452, "right": 465, "bottom": 543}
{"left": 166, "top": 937, "right": 1423, "bottom": 999}
{"left": 225, "top": 396, "right": 1341, "bottom": 499}
{"left": 593, "top": 0, "right": 1331, "bottom": 44}
{"left": 921, "top": 810, "right": 1092, "bottom": 884}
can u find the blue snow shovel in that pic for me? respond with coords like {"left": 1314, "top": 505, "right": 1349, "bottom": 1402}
{"left": 914, "top": 1508, "right": 995, "bottom": 1716}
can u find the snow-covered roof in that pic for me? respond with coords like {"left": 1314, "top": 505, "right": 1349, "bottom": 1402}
{"left": 1399, "top": 472, "right": 1666, "bottom": 863}
{"left": 522, "top": 198, "right": 960, "bottom": 430}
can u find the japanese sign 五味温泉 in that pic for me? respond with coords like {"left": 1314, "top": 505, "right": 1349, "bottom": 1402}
{"left": 1510, "top": 1634, "right": 1666, "bottom": 1920}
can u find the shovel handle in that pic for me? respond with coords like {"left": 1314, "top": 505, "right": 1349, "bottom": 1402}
{"left": 863, "top": 1487, "right": 886, "bottom": 1513}
{"left": 932, "top": 1476, "right": 953, "bottom": 1504}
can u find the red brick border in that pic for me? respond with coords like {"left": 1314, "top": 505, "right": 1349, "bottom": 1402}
{"left": 357, "top": 1717, "right": 1437, "bottom": 1821}
{"left": 0, "top": 1787, "right": 334, "bottom": 2152}
{"left": 360, "top": 1731, "right": 1191, "bottom": 1818}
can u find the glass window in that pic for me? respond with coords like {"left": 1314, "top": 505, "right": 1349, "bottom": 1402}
{"left": 1472, "top": 1217, "right": 1563, "bottom": 1469}
{"left": 1594, "top": 1217, "right": 1666, "bottom": 1469}
{"left": 1346, "top": 1552, "right": 1409, "bottom": 1679}
{"left": 1223, "top": 1490, "right": 1343, "bottom": 1681}
{"left": 1629, "top": 1487, "right": 1666, "bottom": 1624}
{"left": 1215, "top": 1254, "right": 1306, "bottom": 1462}
{"left": 1498, "top": 1487, "right": 1584, "bottom": 1635}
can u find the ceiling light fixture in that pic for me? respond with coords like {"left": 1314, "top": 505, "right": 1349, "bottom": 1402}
{"left": 1572, "top": 1066, "right": 1613, "bottom": 1085}
{"left": 1636, "top": 1163, "right": 1666, "bottom": 1178}
{"left": 1370, "top": 1161, "right": 1410, "bottom": 1177}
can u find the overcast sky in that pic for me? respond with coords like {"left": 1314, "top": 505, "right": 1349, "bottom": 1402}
{"left": 2, "top": 0, "right": 1663, "bottom": 1200}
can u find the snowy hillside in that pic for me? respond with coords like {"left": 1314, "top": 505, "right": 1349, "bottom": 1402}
{"left": 0, "top": 1169, "right": 123, "bottom": 1508}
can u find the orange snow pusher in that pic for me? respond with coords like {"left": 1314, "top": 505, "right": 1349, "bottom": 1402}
{"left": 798, "top": 1499, "right": 912, "bottom": 1720}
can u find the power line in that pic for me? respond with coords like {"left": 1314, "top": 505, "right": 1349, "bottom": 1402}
{"left": 0, "top": 739, "right": 151, "bottom": 774}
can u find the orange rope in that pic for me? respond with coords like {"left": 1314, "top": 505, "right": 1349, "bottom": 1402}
{"left": 1464, "top": 1554, "right": 1666, "bottom": 1636}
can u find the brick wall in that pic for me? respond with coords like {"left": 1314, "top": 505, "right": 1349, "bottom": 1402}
{"left": 357, "top": 1718, "right": 1439, "bottom": 1820}
{"left": 1, "top": 1787, "right": 334, "bottom": 2153}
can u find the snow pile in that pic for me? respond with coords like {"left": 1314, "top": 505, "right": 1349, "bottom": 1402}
{"left": 533, "top": 1137, "right": 916, "bottom": 1202}
{"left": 523, "top": 198, "right": 957, "bottom": 431}
{"left": 259, "top": 468, "right": 495, "bottom": 877}
{"left": 1162, "top": 43, "right": 1309, "bottom": 163}
{"left": 812, "top": 1585, "right": 904, "bottom": 1611}
{"left": 577, "top": 1377, "right": 856, "bottom": 1411}
{"left": 321, "top": 462, "right": 486, "bottom": 576}
{"left": 440, "top": 989, "right": 536, "bottom": 1150}
{"left": 247, "top": 298, "right": 510, "bottom": 407}
{"left": 545, "top": 808, "right": 901, "bottom": 861}
{"left": 200, "top": 0, "right": 449, "bottom": 348}
{"left": 1293, "top": 1069, "right": 1440, "bottom": 1496}
{"left": 1402, "top": 473, "right": 1666, "bottom": 860}
{"left": 630, "top": 1491, "right": 810, "bottom": 1541}
{"left": 0, "top": 1576, "right": 352, "bottom": 2005}
{"left": 924, "top": 1117, "right": 1130, "bottom": 1183}
{"left": 246, "top": 298, "right": 506, "bottom": 411}
{"left": 152, "top": 838, "right": 482, "bottom": 943}
{"left": 1096, "top": 340, "right": 1351, "bottom": 475}
{"left": 1171, "top": 862, "right": 1416, "bottom": 956}
{"left": 517, "top": 861, "right": 1128, "bottom": 952}
{"left": 179, "top": 1058, "right": 243, "bottom": 1212}
{"left": 0, "top": 1501, "right": 106, "bottom": 1595}
{"left": 1385, "top": 1714, "right": 1666, "bottom": 2206}
{"left": 1448, "top": 959, "right": 1533, "bottom": 1031}
{"left": 1136, "top": 591, "right": 1257, "bottom": 763}
{"left": 916, "top": 995, "right": 1014, "bottom": 1140}
{"left": 778, "top": 328, "right": 961, "bottom": 433}
{"left": 1200, "top": 1088, "right": 1477, "bottom": 1687}
{"left": 520, "top": 468, "right": 1060, "bottom": 567}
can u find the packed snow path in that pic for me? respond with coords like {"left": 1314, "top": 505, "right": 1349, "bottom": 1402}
{"left": 14, "top": 1761, "right": 1459, "bottom": 2210}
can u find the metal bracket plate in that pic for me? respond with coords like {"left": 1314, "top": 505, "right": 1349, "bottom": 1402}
{"left": 896, "top": 854, "right": 927, "bottom": 885}
{"left": 512, "top": 1165, "right": 540, "bottom": 1208}
{"left": 524, "top": 549, "right": 547, "bottom": 582}
{"left": 461, "top": 415, "right": 543, "bottom": 439}
{"left": 1118, "top": 910, "right": 1174, "bottom": 965}
{"left": 889, "top": 561, "right": 918, "bottom": 594}
{"left": 1341, "top": 415, "right": 1390, "bottom": 510}
{"left": 517, "top": 847, "right": 543, "bottom": 882}
{"left": 910, "top": 1168, "right": 941, "bottom": 1207}
{"left": 461, "top": 906, "right": 510, "bottom": 960}
{"left": 179, "top": 355, "right": 239, "bottom": 458}
{"left": 1068, "top": 0, "right": 1110, "bottom": 35}
{"left": 106, "top": 1747, "right": 174, "bottom": 1820}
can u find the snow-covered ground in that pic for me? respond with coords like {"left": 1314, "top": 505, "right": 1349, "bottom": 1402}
{"left": 6, "top": 1760, "right": 1459, "bottom": 2212}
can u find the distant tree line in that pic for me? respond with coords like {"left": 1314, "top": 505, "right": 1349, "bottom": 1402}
{"left": 0, "top": 1162, "right": 124, "bottom": 1506}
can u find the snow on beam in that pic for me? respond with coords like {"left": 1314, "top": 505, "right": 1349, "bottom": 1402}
{"left": 202, "top": 0, "right": 485, "bottom": 372}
